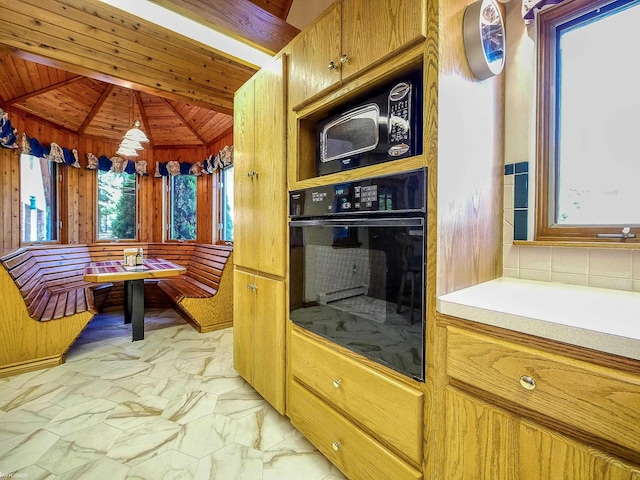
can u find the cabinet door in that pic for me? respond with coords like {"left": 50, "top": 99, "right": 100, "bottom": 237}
{"left": 340, "top": 0, "right": 424, "bottom": 81}
{"left": 252, "top": 274, "right": 286, "bottom": 414}
{"left": 233, "top": 269, "right": 255, "bottom": 384}
{"left": 444, "top": 387, "right": 640, "bottom": 480}
{"left": 233, "top": 80, "right": 256, "bottom": 271}
{"left": 253, "top": 57, "right": 287, "bottom": 278}
{"left": 288, "top": 2, "right": 341, "bottom": 108}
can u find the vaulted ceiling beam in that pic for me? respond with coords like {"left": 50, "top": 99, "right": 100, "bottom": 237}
{"left": 134, "top": 91, "right": 154, "bottom": 146}
{"left": 7, "top": 75, "right": 84, "bottom": 105}
{"left": 78, "top": 84, "right": 114, "bottom": 135}
{"left": 149, "top": 0, "right": 300, "bottom": 55}
{"left": 164, "top": 98, "right": 207, "bottom": 145}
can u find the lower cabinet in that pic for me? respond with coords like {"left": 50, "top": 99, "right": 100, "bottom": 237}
{"left": 288, "top": 327, "right": 423, "bottom": 480}
{"left": 233, "top": 269, "right": 286, "bottom": 414}
{"left": 444, "top": 387, "right": 640, "bottom": 480}
{"left": 439, "top": 317, "right": 640, "bottom": 480}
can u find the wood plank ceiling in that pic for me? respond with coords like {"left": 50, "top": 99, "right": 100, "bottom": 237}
{"left": 0, "top": 0, "right": 298, "bottom": 148}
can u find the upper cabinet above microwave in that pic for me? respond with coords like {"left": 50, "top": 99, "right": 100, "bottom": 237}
{"left": 288, "top": 0, "right": 425, "bottom": 109}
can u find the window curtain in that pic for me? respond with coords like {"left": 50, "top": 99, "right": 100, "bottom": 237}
{"left": 153, "top": 145, "right": 233, "bottom": 177}
{"left": 523, "top": 0, "right": 565, "bottom": 24}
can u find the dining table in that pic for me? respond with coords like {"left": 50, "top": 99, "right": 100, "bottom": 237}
{"left": 84, "top": 258, "right": 186, "bottom": 341}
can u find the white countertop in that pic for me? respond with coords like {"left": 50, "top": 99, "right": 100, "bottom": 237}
{"left": 437, "top": 277, "right": 640, "bottom": 361}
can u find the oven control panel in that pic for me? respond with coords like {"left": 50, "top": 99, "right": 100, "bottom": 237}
{"left": 290, "top": 168, "right": 426, "bottom": 217}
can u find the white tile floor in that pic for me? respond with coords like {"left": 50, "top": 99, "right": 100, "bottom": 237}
{"left": 0, "top": 309, "right": 347, "bottom": 480}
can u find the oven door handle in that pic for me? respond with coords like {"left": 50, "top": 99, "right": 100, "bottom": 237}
{"left": 289, "top": 217, "right": 424, "bottom": 228}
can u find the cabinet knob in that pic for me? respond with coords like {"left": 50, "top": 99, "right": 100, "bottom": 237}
{"left": 332, "top": 441, "right": 341, "bottom": 451}
{"left": 247, "top": 170, "right": 258, "bottom": 178}
{"left": 519, "top": 375, "right": 536, "bottom": 391}
{"left": 332, "top": 378, "right": 341, "bottom": 388}
{"left": 340, "top": 54, "right": 349, "bottom": 64}
{"left": 328, "top": 61, "right": 338, "bottom": 71}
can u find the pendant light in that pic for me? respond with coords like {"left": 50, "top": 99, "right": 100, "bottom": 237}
{"left": 116, "top": 90, "right": 148, "bottom": 158}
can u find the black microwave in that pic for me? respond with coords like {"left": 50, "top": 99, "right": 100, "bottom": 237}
{"left": 316, "top": 71, "right": 422, "bottom": 176}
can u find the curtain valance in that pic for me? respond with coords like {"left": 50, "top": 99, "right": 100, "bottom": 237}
{"left": 153, "top": 145, "right": 234, "bottom": 177}
{"left": 0, "top": 110, "right": 17, "bottom": 149}
{"left": 86, "top": 153, "right": 149, "bottom": 175}
{"left": 22, "top": 134, "right": 81, "bottom": 168}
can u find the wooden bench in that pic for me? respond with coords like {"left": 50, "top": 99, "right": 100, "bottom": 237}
{"left": 148, "top": 243, "right": 234, "bottom": 332}
{"left": 0, "top": 242, "right": 233, "bottom": 377}
{"left": 1, "top": 245, "right": 112, "bottom": 322}
{"left": 0, "top": 244, "right": 113, "bottom": 377}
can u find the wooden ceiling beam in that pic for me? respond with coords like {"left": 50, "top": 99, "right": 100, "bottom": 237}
{"left": 134, "top": 91, "right": 155, "bottom": 146}
{"left": 7, "top": 75, "right": 84, "bottom": 106}
{"left": 78, "top": 84, "right": 114, "bottom": 136}
{"left": 149, "top": 0, "right": 300, "bottom": 55}
{"left": 164, "top": 98, "right": 207, "bottom": 145}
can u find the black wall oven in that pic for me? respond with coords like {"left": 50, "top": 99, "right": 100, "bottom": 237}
{"left": 289, "top": 169, "right": 427, "bottom": 382}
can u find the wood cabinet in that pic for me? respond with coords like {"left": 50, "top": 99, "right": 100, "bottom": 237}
{"left": 444, "top": 387, "right": 640, "bottom": 480}
{"left": 234, "top": 271, "right": 286, "bottom": 413}
{"left": 233, "top": 55, "right": 287, "bottom": 414}
{"left": 233, "top": 55, "right": 287, "bottom": 278}
{"left": 288, "top": 0, "right": 424, "bottom": 108}
{"left": 437, "top": 316, "right": 640, "bottom": 479}
{"left": 288, "top": 327, "right": 423, "bottom": 479}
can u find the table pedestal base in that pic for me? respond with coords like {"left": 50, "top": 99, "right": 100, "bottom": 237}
{"left": 124, "top": 279, "right": 145, "bottom": 341}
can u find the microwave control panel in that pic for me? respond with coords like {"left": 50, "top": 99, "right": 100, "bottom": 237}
{"left": 388, "top": 81, "right": 412, "bottom": 145}
{"left": 290, "top": 168, "right": 426, "bottom": 218}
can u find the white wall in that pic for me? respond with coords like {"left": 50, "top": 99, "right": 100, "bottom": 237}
{"left": 502, "top": 2, "right": 640, "bottom": 292}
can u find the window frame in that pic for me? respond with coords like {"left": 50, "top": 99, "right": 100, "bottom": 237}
{"left": 95, "top": 169, "right": 139, "bottom": 242}
{"left": 216, "top": 164, "right": 234, "bottom": 245}
{"left": 535, "top": 0, "right": 640, "bottom": 242}
{"left": 19, "top": 153, "right": 61, "bottom": 245}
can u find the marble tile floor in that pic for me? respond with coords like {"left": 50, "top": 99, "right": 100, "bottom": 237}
{"left": 0, "top": 309, "right": 347, "bottom": 480}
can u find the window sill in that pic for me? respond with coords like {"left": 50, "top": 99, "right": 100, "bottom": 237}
{"left": 514, "top": 240, "right": 640, "bottom": 249}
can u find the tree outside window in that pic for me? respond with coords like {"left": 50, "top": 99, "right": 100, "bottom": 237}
{"left": 220, "top": 165, "right": 234, "bottom": 242}
{"left": 169, "top": 174, "right": 197, "bottom": 241}
{"left": 98, "top": 170, "right": 137, "bottom": 240}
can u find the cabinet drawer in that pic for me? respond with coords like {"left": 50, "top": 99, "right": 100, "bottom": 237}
{"left": 446, "top": 326, "right": 640, "bottom": 453}
{"left": 290, "top": 329, "right": 423, "bottom": 465}
{"left": 289, "top": 380, "right": 422, "bottom": 480}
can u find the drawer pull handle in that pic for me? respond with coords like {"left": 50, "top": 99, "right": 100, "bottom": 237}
{"left": 333, "top": 379, "right": 341, "bottom": 388}
{"left": 332, "top": 441, "right": 341, "bottom": 451}
{"left": 519, "top": 375, "right": 536, "bottom": 390}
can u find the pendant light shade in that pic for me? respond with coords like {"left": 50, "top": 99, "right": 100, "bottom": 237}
{"left": 119, "top": 138, "right": 144, "bottom": 150}
{"left": 123, "top": 120, "right": 149, "bottom": 143}
{"left": 116, "top": 145, "right": 139, "bottom": 157}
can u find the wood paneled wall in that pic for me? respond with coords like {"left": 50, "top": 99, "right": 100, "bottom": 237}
{"left": 435, "top": 0, "right": 504, "bottom": 296}
{"left": 0, "top": 112, "right": 233, "bottom": 251}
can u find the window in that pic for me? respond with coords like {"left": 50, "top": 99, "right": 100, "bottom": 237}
{"left": 537, "top": 0, "right": 640, "bottom": 241}
{"left": 219, "top": 165, "right": 234, "bottom": 242}
{"left": 97, "top": 170, "right": 137, "bottom": 240}
{"left": 168, "top": 174, "right": 197, "bottom": 241}
{"left": 20, "top": 154, "right": 58, "bottom": 243}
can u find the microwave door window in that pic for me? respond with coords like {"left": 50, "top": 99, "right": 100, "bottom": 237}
{"left": 322, "top": 104, "right": 380, "bottom": 163}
